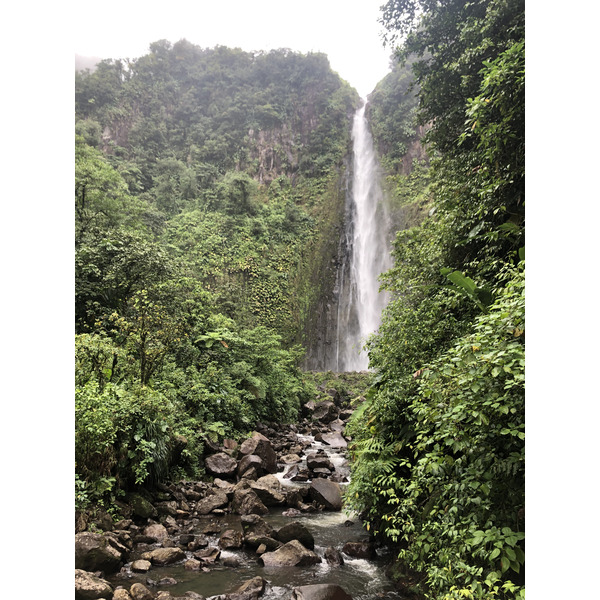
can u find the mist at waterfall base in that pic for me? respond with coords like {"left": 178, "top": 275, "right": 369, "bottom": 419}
{"left": 306, "top": 103, "right": 393, "bottom": 372}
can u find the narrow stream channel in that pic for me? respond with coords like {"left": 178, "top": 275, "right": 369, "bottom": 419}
{"left": 107, "top": 431, "right": 403, "bottom": 599}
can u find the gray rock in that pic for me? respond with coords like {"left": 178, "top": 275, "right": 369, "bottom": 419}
{"left": 241, "top": 514, "right": 275, "bottom": 538}
{"left": 143, "top": 523, "right": 169, "bottom": 543}
{"left": 276, "top": 521, "right": 315, "bottom": 550}
{"left": 292, "top": 584, "right": 352, "bottom": 600}
{"left": 239, "top": 432, "right": 277, "bottom": 473}
{"left": 75, "top": 532, "right": 125, "bottom": 574}
{"left": 309, "top": 479, "right": 343, "bottom": 511}
{"left": 205, "top": 452, "right": 238, "bottom": 478}
{"left": 320, "top": 432, "right": 347, "bottom": 448}
{"left": 238, "top": 454, "right": 264, "bottom": 478}
{"left": 259, "top": 540, "right": 321, "bottom": 567}
{"left": 142, "top": 547, "right": 185, "bottom": 566}
{"left": 131, "top": 559, "right": 152, "bottom": 573}
{"left": 232, "top": 487, "right": 269, "bottom": 515}
{"left": 249, "top": 480, "right": 286, "bottom": 506}
{"left": 324, "top": 546, "right": 344, "bottom": 566}
{"left": 342, "top": 541, "right": 375, "bottom": 559}
{"left": 196, "top": 490, "right": 229, "bottom": 515}
{"left": 219, "top": 528, "right": 244, "bottom": 549}
{"left": 130, "top": 582, "right": 154, "bottom": 600}
{"left": 127, "top": 493, "right": 157, "bottom": 519}
{"left": 312, "top": 401, "right": 338, "bottom": 424}
{"left": 74, "top": 569, "right": 113, "bottom": 600}
{"left": 280, "top": 453, "right": 302, "bottom": 464}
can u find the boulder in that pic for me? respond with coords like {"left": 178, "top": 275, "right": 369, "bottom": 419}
{"left": 74, "top": 569, "right": 113, "bottom": 600}
{"left": 239, "top": 432, "right": 277, "bottom": 473}
{"left": 127, "top": 493, "right": 157, "bottom": 519}
{"left": 205, "top": 452, "right": 238, "bottom": 478}
{"left": 306, "top": 454, "right": 334, "bottom": 471}
{"left": 219, "top": 528, "right": 244, "bottom": 549}
{"left": 130, "top": 583, "right": 154, "bottom": 600}
{"left": 237, "top": 454, "right": 265, "bottom": 478}
{"left": 131, "top": 559, "right": 152, "bottom": 573}
{"left": 75, "top": 532, "right": 125, "bottom": 574}
{"left": 259, "top": 540, "right": 321, "bottom": 567}
{"left": 324, "top": 546, "right": 344, "bottom": 566}
{"left": 232, "top": 487, "right": 269, "bottom": 515}
{"left": 342, "top": 541, "right": 375, "bottom": 559}
{"left": 292, "top": 584, "right": 353, "bottom": 600}
{"left": 193, "top": 546, "right": 221, "bottom": 563}
{"left": 143, "top": 523, "right": 169, "bottom": 543}
{"left": 143, "top": 547, "right": 185, "bottom": 566}
{"left": 312, "top": 401, "right": 338, "bottom": 424}
{"left": 241, "top": 514, "right": 275, "bottom": 538}
{"left": 280, "top": 453, "right": 302, "bottom": 464}
{"left": 309, "top": 479, "right": 343, "bottom": 511}
{"left": 320, "top": 432, "right": 347, "bottom": 448}
{"left": 276, "top": 521, "right": 314, "bottom": 550}
{"left": 112, "top": 589, "right": 133, "bottom": 600}
{"left": 244, "top": 535, "right": 282, "bottom": 551}
{"left": 196, "top": 490, "right": 229, "bottom": 515}
{"left": 234, "top": 576, "right": 267, "bottom": 595}
{"left": 249, "top": 480, "right": 286, "bottom": 506}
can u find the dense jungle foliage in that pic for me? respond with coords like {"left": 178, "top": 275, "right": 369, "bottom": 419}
{"left": 345, "top": 1, "right": 525, "bottom": 599}
{"left": 75, "top": 43, "right": 360, "bottom": 510}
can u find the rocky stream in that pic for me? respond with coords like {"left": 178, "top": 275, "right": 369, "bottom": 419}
{"left": 75, "top": 391, "right": 404, "bottom": 600}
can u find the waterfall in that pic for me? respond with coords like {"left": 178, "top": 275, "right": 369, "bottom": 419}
{"left": 334, "top": 102, "right": 392, "bottom": 371}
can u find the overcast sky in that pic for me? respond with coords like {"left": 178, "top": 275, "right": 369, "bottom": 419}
{"left": 73, "top": 0, "right": 394, "bottom": 98}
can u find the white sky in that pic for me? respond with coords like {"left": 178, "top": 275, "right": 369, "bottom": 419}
{"left": 73, "top": 0, "right": 394, "bottom": 98}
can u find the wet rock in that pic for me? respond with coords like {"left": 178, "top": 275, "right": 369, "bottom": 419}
{"left": 244, "top": 535, "right": 282, "bottom": 551}
{"left": 130, "top": 582, "right": 154, "bottom": 600}
{"left": 143, "top": 523, "right": 168, "bottom": 543}
{"left": 74, "top": 569, "right": 113, "bottom": 600}
{"left": 342, "top": 541, "right": 375, "bottom": 559}
{"left": 309, "top": 479, "right": 343, "bottom": 511}
{"left": 259, "top": 540, "right": 321, "bottom": 567}
{"left": 312, "top": 401, "right": 338, "bottom": 424}
{"left": 193, "top": 546, "right": 221, "bottom": 563}
{"left": 75, "top": 532, "right": 125, "bottom": 574}
{"left": 232, "top": 487, "right": 269, "bottom": 515}
{"left": 142, "top": 547, "right": 185, "bottom": 566}
{"left": 249, "top": 480, "right": 286, "bottom": 506}
{"left": 182, "top": 593, "right": 205, "bottom": 599}
{"left": 205, "top": 452, "right": 238, "bottom": 478}
{"left": 276, "top": 521, "right": 315, "bottom": 550}
{"left": 156, "top": 501, "right": 179, "bottom": 517}
{"left": 219, "top": 528, "right": 244, "bottom": 549}
{"left": 239, "top": 432, "right": 277, "bottom": 474}
{"left": 196, "top": 490, "right": 229, "bottom": 515}
{"left": 113, "top": 589, "right": 133, "bottom": 600}
{"left": 320, "top": 432, "right": 347, "bottom": 448}
{"left": 280, "top": 453, "right": 302, "bottom": 464}
{"left": 324, "top": 546, "right": 345, "bottom": 566}
{"left": 307, "top": 454, "right": 334, "bottom": 471}
{"left": 312, "top": 468, "right": 332, "bottom": 478}
{"left": 184, "top": 558, "right": 202, "bottom": 570}
{"left": 223, "top": 555, "right": 241, "bottom": 567}
{"left": 237, "top": 454, "right": 264, "bottom": 478}
{"left": 231, "top": 575, "right": 268, "bottom": 598}
{"left": 282, "top": 508, "right": 302, "bottom": 517}
{"left": 131, "top": 559, "right": 152, "bottom": 573}
{"left": 127, "top": 494, "right": 157, "bottom": 519}
{"left": 158, "top": 577, "right": 178, "bottom": 586}
{"left": 241, "top": 514, "right": 275, "bottom": 537}
{"left": 329, "top": 419, "right": 345, "bottom": 432}
{"left": 292, "top": 584, "right": 352, "bottom": 600}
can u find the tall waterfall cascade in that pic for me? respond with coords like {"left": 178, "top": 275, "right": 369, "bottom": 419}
{"left": 334, "top": 103, "right": 393, "bottom": 371}
{"left": 302, "top": 102, "right": 394, "bottom": 372}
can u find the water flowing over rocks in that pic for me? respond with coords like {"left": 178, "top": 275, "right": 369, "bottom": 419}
{"left": 74, "top": 381, "right": 401, "bottom": 599}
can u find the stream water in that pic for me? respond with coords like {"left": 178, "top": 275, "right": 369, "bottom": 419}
{"left": 108, "top": 433, "right": 402, "bottom": 599}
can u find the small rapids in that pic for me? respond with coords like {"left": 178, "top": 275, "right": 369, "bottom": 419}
{"left": 107, "top": 431, "right": 402, "bottom": 599}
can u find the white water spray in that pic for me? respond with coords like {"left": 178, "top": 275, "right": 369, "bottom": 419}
{"left": 335, "top": 103, "right": 392, "bottom": 371}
